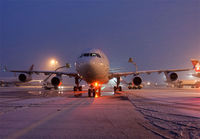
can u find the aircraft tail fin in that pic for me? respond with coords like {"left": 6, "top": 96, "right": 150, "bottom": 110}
{"left": 191, "top": 59, "right": 200, "bottom": 72}
{"left": 191, "top": 59, "right": 199, "bottom": 67}
{"left": 0, "top": 65, "right": 8, "bottom": 72}
{"left": 28, "top": 64, "right": 34, "bottom": 72}
{"left": 27, "top": 64, "right": 34, "bottom": 75}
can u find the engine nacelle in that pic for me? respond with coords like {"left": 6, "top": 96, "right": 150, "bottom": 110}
{"left": 133, "top": 76, "right": 142, "bottom": 86}
{"left": 169, "top": 72, "right": 178, "bottom": 81}
{"left": 18, "top": 74, "right": 32, "bottom": 82}
{"left": 51, "top": 76, "right": 62, "bottom": 87}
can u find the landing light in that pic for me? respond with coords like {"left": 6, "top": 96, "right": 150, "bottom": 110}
{"left": 94, "top": 82, "right": 99, "bottom": 87}
{"left": 58, "top": 86, "right": 63, "bottom": 89}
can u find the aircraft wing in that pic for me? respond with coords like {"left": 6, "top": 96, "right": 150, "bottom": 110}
{"left": 9, "top": 70, "right": 78, "bottom": 77}
{"left": 109, "top": 68, "right": 192, "bottom": 78}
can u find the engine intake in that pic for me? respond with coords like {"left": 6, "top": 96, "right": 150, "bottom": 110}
{"left": 18, "top": 74, "right": 32, "bottom": 82}
{"left": 169, "top": 72, "right": 178, "bottom": 81}
{"left": 133, "top": 76, "right": 142, "bottom": 86}
{"left": 18, "top": 74, "right": 27, "bottom": 82}
{"left": 51, "top": 76, "right": 62, "bottom": 87}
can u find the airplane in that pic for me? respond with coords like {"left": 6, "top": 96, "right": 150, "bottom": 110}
{"left": 0, "top": 65, "right": 36, "bottom": 87}
{"left": 4, "top": 48, "right": 192, "bottom": 97}
{"left": 162, "top": 59, "right": 200, "bottom": 88}
{"left": 175, "top": 80, "right": 200, "bottom": 88}
{"left": 164, "top": 72, "right": 200, "bottom": 88}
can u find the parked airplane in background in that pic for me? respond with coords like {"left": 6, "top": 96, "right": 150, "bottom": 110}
{"left": 4, "top": 49, "right": 192, "bottom": 97}
{"left": 175, "top": 80, "right": 200, "bottom": 88}
{"left": 0, "top": 79, "right": 42, "bottom": 87}
{"left": 0, "top": 65, "right": 35, "bottom": 87}
{"left": 163, "top": 59, "right": 200, "bottom": 88}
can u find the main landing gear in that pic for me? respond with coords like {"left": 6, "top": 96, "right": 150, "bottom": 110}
{"left": 73, "top": 86, "right": 82, "bottom": 91}
{"left": 73, "top": 77, "right": 82, "bottom": 97}
{"left": 88, "top": 85, "right": 101, "bottom": 97}
{"left": 114, "top": 77, "right": 122, "bottom": 92}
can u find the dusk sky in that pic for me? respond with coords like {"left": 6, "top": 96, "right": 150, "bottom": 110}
{"left": 0, "top": 0, "right": 200, "bottom": 83}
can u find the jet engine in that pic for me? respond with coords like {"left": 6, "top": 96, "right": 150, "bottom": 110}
{"left": 169, "top": 72, "right": 178, "bottom": 81}
{"left": 18, "top": 74, "right": 32, "bottom": 82}
{"left": 51, "top": 76, "right": 62, "bottom": 87}
{"left": 133, "top": 76, "right": 142, "bottom": 86}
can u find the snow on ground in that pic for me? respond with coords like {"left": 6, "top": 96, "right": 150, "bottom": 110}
{"left": 126, "top": 88, "right": 200, "bottom": 139}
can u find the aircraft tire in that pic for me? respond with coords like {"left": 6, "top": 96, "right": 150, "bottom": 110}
{"left": 98, "top": 88, "right": 101, "bottom": 97}
{"left": 79, "top": 86, "right": 82, "bottom": 91}
{"left": 74, "top": 86, "right": 77, "bottom": 91}
{"left": 88, "top": 89, "right": 91, "bottom": 97}
{"left": 114, "top": 86, "right": 117, "bottom": 92}
{"left": 119, "top": 86, "right": 122, "bottom": 91}
{"left": 92, "top": 89, "right": 95, "bottom": 97}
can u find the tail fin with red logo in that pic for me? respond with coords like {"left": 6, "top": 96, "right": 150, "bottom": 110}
{"left": 191, "top": 59, "right": 200, "bottom": 73}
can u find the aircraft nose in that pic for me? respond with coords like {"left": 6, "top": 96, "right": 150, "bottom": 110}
{"left": 78, "top": 59, "right": 100, "bottom": 75}
{"left": 84, "top": 59, "right": 96, "bottom": 71}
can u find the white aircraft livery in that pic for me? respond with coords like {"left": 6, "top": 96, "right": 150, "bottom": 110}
{"left": 75, "top": 49, "right": 110, "bottom": 84}
{"left": 5, "top": 48, "right": 192, "bottom": 97}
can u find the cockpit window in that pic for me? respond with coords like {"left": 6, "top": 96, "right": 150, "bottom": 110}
{"left": 84, "top": 53, "right": 89, "bottom": 57}
{"left": 90, "top": 53, "right": 96, "bottom": 57}
{"left": 79, "top": 53, "right": 101, "bottom": 58}
{"left": 96, "top": 53, "right": 101, "bottom": 58}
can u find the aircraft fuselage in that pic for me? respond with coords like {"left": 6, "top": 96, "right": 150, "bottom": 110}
{"left": 75, "top": 49, "right": 110, "bottom": 84}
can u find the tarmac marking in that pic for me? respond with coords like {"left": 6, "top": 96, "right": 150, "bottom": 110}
{"left": 7, "top": 98, "right": 93, "bottom": 139}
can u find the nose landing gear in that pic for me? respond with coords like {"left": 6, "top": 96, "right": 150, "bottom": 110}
{"left": 88, "top": 85, "right": 101, "bottom": 97}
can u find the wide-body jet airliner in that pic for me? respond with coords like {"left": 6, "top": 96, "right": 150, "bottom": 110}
{"left": 5, "top": 49, "right": 192, "bottom": 97}
{"left": 163, "top": 59, "right": 200, "bottom": 88}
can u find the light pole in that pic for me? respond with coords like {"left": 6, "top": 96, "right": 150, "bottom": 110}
{"left": 50, "top": 59, "right": 58, "bottom": 70}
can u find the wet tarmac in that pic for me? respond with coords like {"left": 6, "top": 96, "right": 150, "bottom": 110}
{"left": 0, "top": 87, "right": 200, "bottom": 138}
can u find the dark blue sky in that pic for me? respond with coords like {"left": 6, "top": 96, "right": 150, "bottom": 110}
{"left": 0, "top": 0, "right": 200, "bottom": 82}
